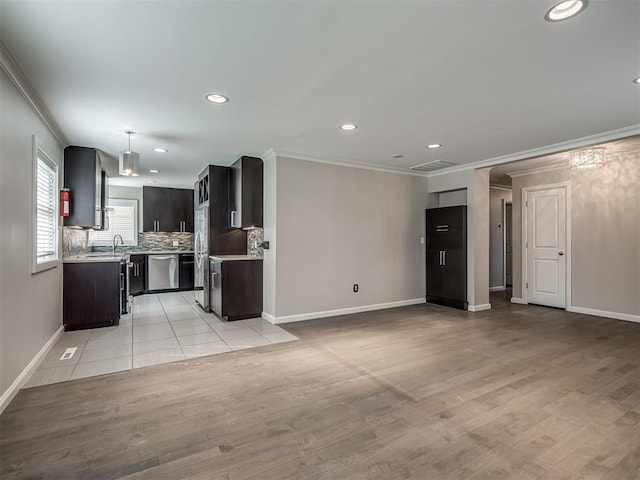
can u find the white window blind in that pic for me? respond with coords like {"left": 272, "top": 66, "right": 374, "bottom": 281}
{"left": 32, "top": 136, "right": 59, "bottom": 273}
{"left": 36, "top": 158, "right": 57, "bottom": 259}
{"left": 89, "top": 199, "right": 138, "bottom": 246}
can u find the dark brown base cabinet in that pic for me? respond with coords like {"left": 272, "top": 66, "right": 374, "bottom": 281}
{"left": 425, "top": 206, "right": 467, "bottom": 310}
{"left": 129, "top": 255, "right": 146, "bottom": 296}
{"left": 179, "top": 254, "right": 194, "bottom": 290}
{"left": 63, "top": 262, "right": 121, "bottom": 330}
{"left": 210, "top": 259, "right": 263, "bottom": 321}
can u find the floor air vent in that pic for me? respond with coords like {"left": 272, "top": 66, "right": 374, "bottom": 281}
{"left": 410, "top": 159, "right": 459, "bottom": 172}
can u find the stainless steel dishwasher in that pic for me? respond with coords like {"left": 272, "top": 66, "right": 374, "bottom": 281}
{"left": 147, "top": 254, "right": 179, "bottom": 291}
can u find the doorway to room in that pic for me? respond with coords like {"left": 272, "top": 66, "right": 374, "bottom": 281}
{"left": 523, "top": 184, "right": 568, "bottom": 309}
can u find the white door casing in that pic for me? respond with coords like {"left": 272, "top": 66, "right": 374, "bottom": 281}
{"left": 524, "top": 185, "right": 567, "bottom": 308}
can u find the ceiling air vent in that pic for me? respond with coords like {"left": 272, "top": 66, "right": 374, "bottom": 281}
{"left": 409, "top": 159, "right": 459, "bottom": 172}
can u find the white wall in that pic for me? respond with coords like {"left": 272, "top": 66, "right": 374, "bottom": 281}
{"left": 0, "top": 68, "right": 64, "bottom": 409}
{"left": 262, "top": 149, "right": 277, "bottom": 318}
{"left": 267, "top": 156, "right": 428, "bottom": 322}
{"left": 471, "top": 169, "right": 491, "bottom": 309}
{"left": 489, "top": 187, "right": 512, "bottom": 289}
{"left": 438, "top": 189, "right": 467, "bottom": 207}
{"left": 511, "top": 155, "right": 639, "bottom": 319}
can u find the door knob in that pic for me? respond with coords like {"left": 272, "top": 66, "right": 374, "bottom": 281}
{"left": 558, "top": 251, "right": 564, "bottom": 256}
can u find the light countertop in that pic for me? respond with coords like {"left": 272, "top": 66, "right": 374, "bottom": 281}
{"left": 63, "top": 250, "right": 193, "bottom": 263}
{"left": 63, "top": 254, "right": 128, "bottom": 264}
{"left": 136, "top": 251, "right": 193, "bottom": 255}
{"left": 209, "top": 255, "right": 263, "bottom": 262}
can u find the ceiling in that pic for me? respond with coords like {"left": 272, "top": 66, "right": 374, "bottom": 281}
{"left": 1, "top": 0, "right": 639, "bottom": 189}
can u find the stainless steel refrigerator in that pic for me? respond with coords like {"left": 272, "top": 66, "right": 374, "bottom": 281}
{"left": 194, "top": 202, "right": 209, "bottom": 310}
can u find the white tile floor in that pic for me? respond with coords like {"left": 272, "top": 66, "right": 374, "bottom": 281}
{"left": 25, "top": 291, "right": 298, "bottom": 388}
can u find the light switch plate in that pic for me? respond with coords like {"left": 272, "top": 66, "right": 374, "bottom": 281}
{"left": 172, "top": 240, "right": 179, "bottom": 246}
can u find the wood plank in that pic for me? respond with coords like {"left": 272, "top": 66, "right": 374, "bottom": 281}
{"left": 1, "top": 293, "right": 638, "bottom": 479}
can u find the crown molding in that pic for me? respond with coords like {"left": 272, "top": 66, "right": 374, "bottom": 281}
{"left": 272, "top": 149, "right": 429, "bottom": 178}
{"left": 0, "top": 42, "right": 68, "bottom": 147}
{"left": 490, "top": 185, "right": 513, "bottom": 191}
{"left": 426, "top": 125, "right": 640, "bottom": 178}
{"left": 507, "top": 163, "right": 568, "bottom": 178}
{"left": 260, "top": 147, "right": 277, "bottom": 163}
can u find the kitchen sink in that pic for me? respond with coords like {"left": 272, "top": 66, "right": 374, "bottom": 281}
{"left": 73, "top": 252, "right": 129, "bottom": 260}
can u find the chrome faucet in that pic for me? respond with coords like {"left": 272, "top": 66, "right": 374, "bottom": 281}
{"left": 112, "top": 234, "right": 124, "bottom": 254}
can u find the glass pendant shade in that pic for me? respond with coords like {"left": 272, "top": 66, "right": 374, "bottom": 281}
{"left": 119, "top": 150, "right": 140, "bottom": 176}
{"left": 570, "top": 148, "right": 605, "bottom": 169}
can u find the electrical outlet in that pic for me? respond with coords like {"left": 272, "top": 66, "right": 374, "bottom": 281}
{"left": 172, "top": 240, "right": 179, "bottom": 246}
{"left": 353, "top": 284, "right": 359, "bottom": 293}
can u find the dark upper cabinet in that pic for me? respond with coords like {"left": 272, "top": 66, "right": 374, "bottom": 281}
{"left": 197, "top": 165, "right": 247, "bottom": 255}
{"left": 63, "top": 146, "right": 107, "bottom": 229}
{"left": 175, "top": 189, "right": 194, "bottom": 232}
{"left": 230, "top": 156, "right": 263, "bottom": 229}
{"left": 142, "top": 186, "right": 169, "bottom": 232}
{"left": 425, "top": 206, "right": 467, "bottom": 310}
{"left": 143, "top": 186, "right": 194, "bottom": 232}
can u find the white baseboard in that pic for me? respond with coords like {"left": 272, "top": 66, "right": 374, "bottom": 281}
{"left": 489, "top": 286, "right": 506, "bottom": 292}
{"left": 0, "top": 325, "right": 63, "bottom": 415}
{"left": 567, "top": 306, "right": 640, "bottom": 323}
{"left": 468, "top": 303, "right": 492, "bottom": 312}
{"left": 263, "top": 298, "right": 427, "bottom": 325}
{"left": 511, "top": 297, "right": 527, "bottom": 304}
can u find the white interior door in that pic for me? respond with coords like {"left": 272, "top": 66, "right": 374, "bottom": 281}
{"left": 526, "top": 187, "right": 566, "bottom": 308}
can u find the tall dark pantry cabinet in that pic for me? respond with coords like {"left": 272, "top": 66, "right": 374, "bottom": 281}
{"left": 425, "top": 206, "right": 467, "bottom": 310}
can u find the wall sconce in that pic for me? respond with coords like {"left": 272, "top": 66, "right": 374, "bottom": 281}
{"left": 570, "top": 147, "right": 605, "bottom": 169}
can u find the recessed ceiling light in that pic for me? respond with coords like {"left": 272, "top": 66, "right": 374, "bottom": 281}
{"left": 149, "top": 169, "right": 160, "bottom": 173}
{"left": 206, "top": 93, "right": 229, "bottom": 104}
{"left": 153, "top": 148, "right": 168, "bottom": 153}
{"left": 544, "top": 0, "right": 587, "bottom": 22}
{"left": 633, "top": 77, "right": 640, "bottom": 84}
{"left": 427, "top": 144, "right": 442, "bottom": 149}
{"left": 340, "top": 124, "right": 357, "bottom": 131}
{"left": 392, "top": 154, "right": 404, "bottom": 159}
{"left": 148, "top": 180, "right": 157, "bottom": 184}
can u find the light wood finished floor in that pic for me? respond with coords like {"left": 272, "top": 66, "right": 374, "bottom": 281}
{"left": 1, "top": 293, "right": 638, "bottom": 479}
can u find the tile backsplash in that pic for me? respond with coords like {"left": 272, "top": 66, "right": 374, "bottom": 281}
{"left": 64, "top": 228, "right": 264, "bottom": 257}
{"left": 63, "top": 228, "right": 194, "bottom": 256}
{"left": 247, "top": 228, "right": 264, "bottom": 257}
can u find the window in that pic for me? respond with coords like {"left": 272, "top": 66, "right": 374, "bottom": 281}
{"left": 88, "top": 199, "right": 138, "bottom": 246}
{"left": 32, "top": 136, "right": 59, "bottom": 273}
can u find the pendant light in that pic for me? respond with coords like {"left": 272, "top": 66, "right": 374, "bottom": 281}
{"left": 119, "top": 131, "right": 140, "bottom": 176}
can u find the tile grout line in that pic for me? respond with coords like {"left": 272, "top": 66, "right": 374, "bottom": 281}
{"left": 68, "top": 333, "right": 92, "bottom": 381}
{"left": 159, "top": 296, "right": 190, "bottom": 359}
{"left": 129, "top": 306, "right": 134, "bottom": 371}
